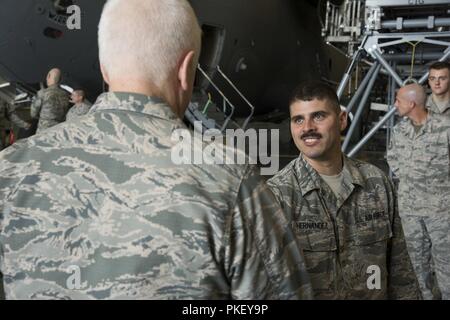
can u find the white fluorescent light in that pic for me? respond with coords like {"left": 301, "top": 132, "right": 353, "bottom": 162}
{"left": 60, "top": 85, "right": 74, "bottom": 93}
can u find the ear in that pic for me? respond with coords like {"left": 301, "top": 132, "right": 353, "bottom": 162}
{"left": 100, "top": 64, "right": 110, "bottom": 85}
{"left": 339, "top": 110, "right": 348, "bottom": 132}
{"left": 178, "top": 50, "right": 196, "bottom": 91}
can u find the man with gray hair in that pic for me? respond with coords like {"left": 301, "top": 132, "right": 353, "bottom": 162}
{"left": 0, "top": 0, "right": 312, "bottom": 300}
{"left": 387, "top": 83, "right": 450, "bottom": 300}
{"left": 30, "top": 68, "right": 70, "bottom": 132}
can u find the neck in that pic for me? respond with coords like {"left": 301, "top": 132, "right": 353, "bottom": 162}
{"left": 408, "top": 105, "right": 428, "bottom": 126}
{"left": 108, "top": 78, "right": 183, "bottom": 117}
{"left": 305, "top": 152, "right": 344, "bottom": 176}
{"left": 433, "top": 91, "right": 450, "bottom": 103}
{"left": 108, "top": 78, "right": 163, "bottom": 98}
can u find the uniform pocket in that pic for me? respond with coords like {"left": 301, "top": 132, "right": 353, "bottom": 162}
{"left": 293, "top": 220, "right": 337, "bottom": 252}
{"left": 292, "top": 219, "right": 337, "bottom": 295}
{"left": 339, "top": 212, "right": 391, "bottom": 295}
{"left": 351, "top": 211, "right": 392, "bottom": 246}
{"left": 423, "top": 132, "right": 450, "bottom": 182}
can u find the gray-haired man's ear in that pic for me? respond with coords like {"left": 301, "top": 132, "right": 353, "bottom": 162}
{"left": 178, "top": 50, "right": 196, "bottom": 92}
{"left": 100, "top": 64, "right": 110, "bottom": 86}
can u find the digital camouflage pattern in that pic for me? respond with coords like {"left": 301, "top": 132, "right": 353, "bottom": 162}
{"left": 268, "top": 156, "right": 421, "bottom": 300}
{"left": 65, "top": 102, "right": 91, "bottom": 122}
{"left": 30, "top": 85, "right": 69, "bottom": 133}
{"left": 400, "top": 215, "right": 450, "bottom": 300}
{"left": 387, "top": 111, "right": 450, "bottom": 218}
{"left": 387, "top": 111, "right": 450, "bottom": 300}
{"left": 0, "top": 92, "right": 313, "bottom": 300}
{"left": 426, "top": 95, "right": 450, "bottom": 115}
{"left": 0, "top": 101, "right": 29, "bottom": 150}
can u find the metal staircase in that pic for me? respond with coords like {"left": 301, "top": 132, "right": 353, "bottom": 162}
{"left": 186, "top": 65, "right": 255, "bottom": 133}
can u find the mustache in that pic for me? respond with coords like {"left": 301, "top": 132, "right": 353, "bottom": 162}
{"left": 301, "top": 131, "right": 322, "bottom": 140}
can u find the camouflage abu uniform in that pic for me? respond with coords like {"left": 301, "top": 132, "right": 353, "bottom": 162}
{"left": 0, "top": 101, "right": 29, "bottom": 150}
{"left": 387, "top": 111, "right": 450, "bottom": 300}
{"left": 65, "top": 101, "right": 91, "bottom": 122}
{"left": 426, "top": 95, "right": 450, "bottom": 116}
{"left": 0, "top": 92, "right": 313, "bottom": 300}
{"left": 268, "top": 156, "right": 420, "bottom": 300}
{"left": 30, "top": 84, "right": 69, "bottom": 133}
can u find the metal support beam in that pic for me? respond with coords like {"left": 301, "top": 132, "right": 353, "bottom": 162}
{"left": 370, "top": 49, "right": 404, "bottom": 86}
{"left": 336, "top": 36, "right": 368, "bottom": 99}
{"left": 345, "top": 62, "right": 380, "bottom": 114}
{"left": 348, "top": 107, "right": 397, "bottom": 158}
{"left": 337, "top": 49, "right": 362, "bottom": 99}
{"left": 383, "top": 52, "right": 444, "bottom": 62}
{"left": 381, "top": 17, "right": 450, "bottom": 30}
{"left": 342, "top": 63, "right": 381, "bottom": 152}
{"left": 387, "top": 62, "right": 397, "bottom": 180}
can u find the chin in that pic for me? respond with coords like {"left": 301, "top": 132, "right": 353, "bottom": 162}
{"left": 301, "top": 150, "right": 324, "bottom": 160}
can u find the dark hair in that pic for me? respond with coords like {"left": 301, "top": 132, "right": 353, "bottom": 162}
{"left": 429, "top": 61, "right": 450, "bottom": 72}
{"left": 73, "top": 89, "right": 86, "bottom": 98}
{"left": 289, "top": 81, "right": 340, "bottom": 114}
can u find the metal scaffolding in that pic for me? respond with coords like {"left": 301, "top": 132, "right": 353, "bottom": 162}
{"left": 323, "top": 0, "right": 450, "bottom": 159}
{"left": 341, "top": 32, "right": 450, "bottom": 157}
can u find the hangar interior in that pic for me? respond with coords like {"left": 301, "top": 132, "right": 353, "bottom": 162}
{"left": 0, "top": 0, "right": 449, "bottom": 175}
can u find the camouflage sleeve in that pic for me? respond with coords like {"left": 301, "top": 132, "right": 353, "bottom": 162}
{"left": 0, "top": 274, "right": 4, "bottom": 300}
{"left": 0, "top": 193, "right": 4, "bottom": 300}
{"left": 385, "top": 176, "right": 421, "bottom": 300}
{"left": 30, "top": 91, "right": 43, "bottom": 119}
{"left": 386, "top": 129, "right": 399, "bottom": 176}
{"left": 0, "top": 251, "right": 4, "bottom": 300}
{"left": 265, "top": 182, "right": 285, "bottom": 210}
{"left": 6, "top": 104, "right": 28, "bottom": 128}
{"left": 226, "top": 165, "right": 313, "bottom": 300}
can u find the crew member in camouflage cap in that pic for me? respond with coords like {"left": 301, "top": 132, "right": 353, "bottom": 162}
{"left": 387, "top": 83, "right": 450, "bottom": 300}
{"left": 426, "top": 61, "right": 450, "bottom": 115}
{"left": 268, "top": 81, "right": 420, "bottom": 299}
{"left": 0, "top": 0, "right": 312, "bottom": 300}
{"left": 30, "top": 68, "right": 70, "bottom": 133}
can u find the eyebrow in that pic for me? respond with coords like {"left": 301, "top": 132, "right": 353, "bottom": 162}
{"left": 291, "top": 110, "right": 329, "bottom": 121}
{"left": 291, "top": 115, "right": 304, "bottom": 122}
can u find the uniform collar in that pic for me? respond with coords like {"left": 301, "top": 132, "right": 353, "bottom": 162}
{"left": 75, "top": 101, "right": 89, "bottom": 107}
{"left": 295, "top": 155, "right": 365, "bottom": 197}
{"left": 427, "top": 95, "right": 450, "bottom": 114}
{"left": 90, "top": 92, "right": 179, "bottom": 122}
{"left": 401, "top": 110, "right": 439, "bottom": 139}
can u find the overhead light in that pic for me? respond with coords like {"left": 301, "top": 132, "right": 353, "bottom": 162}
{"left": 0, "top": 82, "right": 11, "bottom": 89}
{"left": 15, "top": 93, "right": 28, "bottom": 101}
{"left": 60, "top": 84, "right": 74, "bottom": 93}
